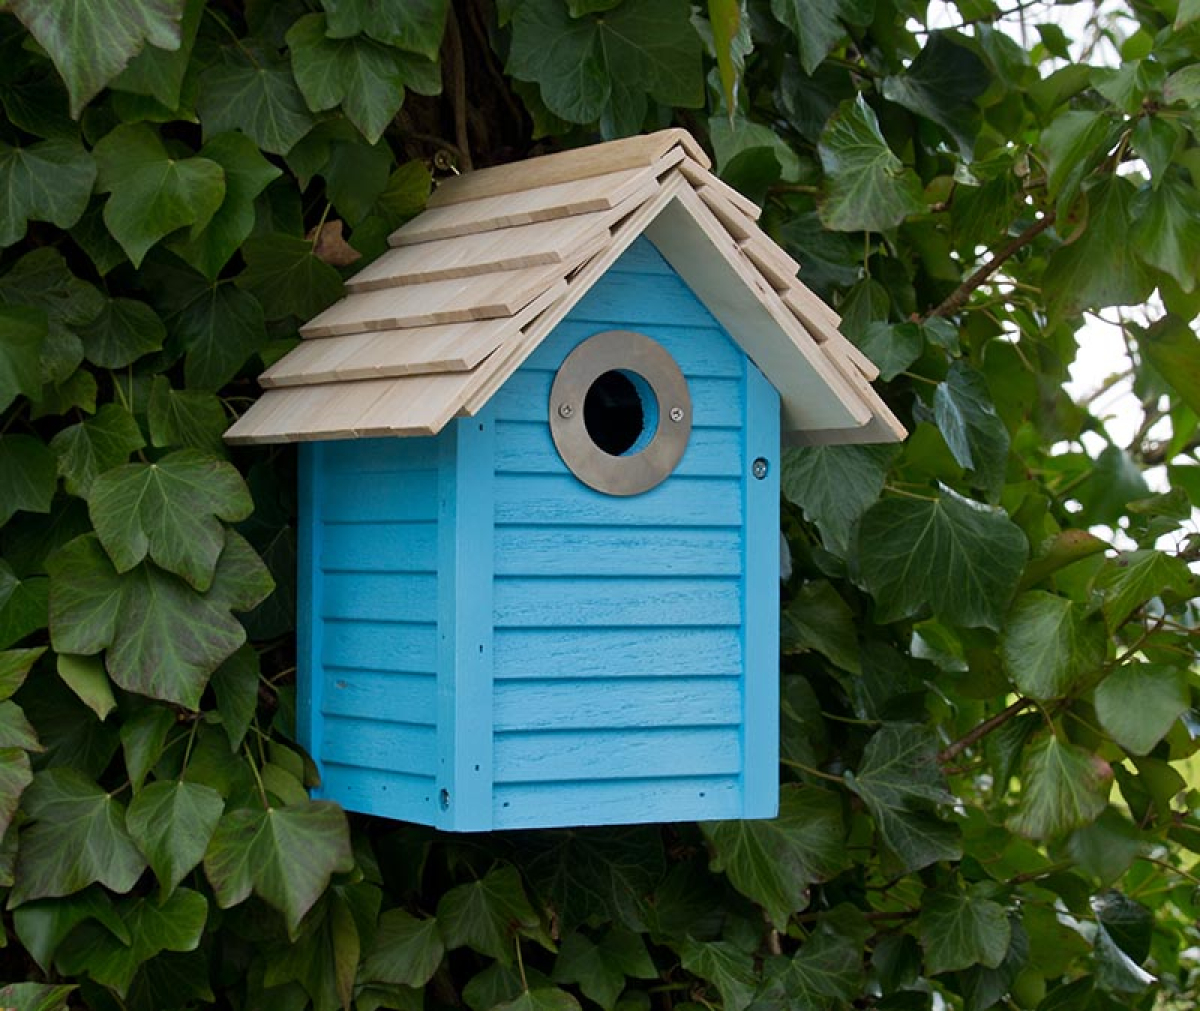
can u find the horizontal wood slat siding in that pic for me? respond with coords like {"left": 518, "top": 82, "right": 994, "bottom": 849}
{"left": 494, "top": 526, "right": 741, "bottom": 576}
{"left": 321, "top": 522, "right": 437, "bottom": 572}
{"left": 493, "top": 775, "right": 741, "bottom": 828}
{"left": 492, "top": 627, "right": 743, "bottom": 679}
{"left": 322, "top": 622, "right": 438, "bottom": 673}
{"left": 494, "top": 677, "right": 741, "bottom": 730}
{"left": 494, "top": 577, "right": 741, "bottom": 628}
{"left": 322, "top": 716, "right": 437, "bottom": 775}
{"left": 322, "top": 671, "right": 437, "bottom": 724}
{"left": 320, "top": 764, "right": 437, "bottom": 820}
{"left": 494, "top": 475, "right": 742, "bottom": 527}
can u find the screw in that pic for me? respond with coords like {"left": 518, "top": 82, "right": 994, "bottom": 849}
{"left": 752, "top": 457, "right": 769, "bottom": 479}
{"left": 558, "top": 403, "right": 574, "bottom": 419}
{"left": 669, "top": 406, "right": 684, "bottom": 422}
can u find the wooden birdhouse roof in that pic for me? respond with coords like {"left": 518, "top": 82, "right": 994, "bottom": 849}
{"left": 225, "top": 129, "right": 904, "bottom": 447}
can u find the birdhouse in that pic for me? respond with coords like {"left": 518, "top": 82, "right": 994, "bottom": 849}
{"left": 225, "top": 130, "right": 903, "bottom": 832}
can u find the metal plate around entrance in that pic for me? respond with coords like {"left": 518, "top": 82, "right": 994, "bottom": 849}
{"left": 549, "top": 330, "right": 692, "bottom": 496}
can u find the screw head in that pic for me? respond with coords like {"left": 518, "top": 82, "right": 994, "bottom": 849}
{"left": 752, "top": 457, "right": 769, "bottom": 480}
{"left": 669, "top": 406, "right": 684, "bottom": 422}
{"left": 557, "top": 403, "right": 574, "bottom": 419}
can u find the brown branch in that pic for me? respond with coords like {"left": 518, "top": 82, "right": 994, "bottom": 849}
{"left": 443, "top": 2, "right": 473, "bottom": 172}
{"left": 926, "top": 210, "right": 1057, "bottom": 320}
{"left": 938, "top": 697, "right": 1033, "bottom": 765}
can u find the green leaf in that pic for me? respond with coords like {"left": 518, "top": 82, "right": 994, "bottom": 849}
{"left": 54, "top": 888, "right": 208, "bottom": 997}
{"left": 87, "top": 449, "right": 253, "bottom": 591}
{"left": 48, "top": 531, "right": 272, "bottom": 708}
{"left": 170, "top": 133, "right": 282, "bottom": 280}
{"left": 119, "top": 704, "right": 175, "bottom": 792}
{"left": 0, "top": 569, "right": 49, "bottom": 651}
{"left": 127, "top": 781, "right": 223, "bottom": 898}
{"left": 323, "top": 0, "right": 450, "bottom": 61}
{"left": 147, "top": 377, "right": 228, "bottom": 456}
{"left": 702, "top": 784, "right": 845, "bottom": 929}
{"left": 1138, "top": 314, "right": 1200, "bottom": 417}
{"left": 0, "top": 746, "right": 32, "bottom": 841}
{"left": 1039, "top": 111, "right": 1119, "bottom": 214}
{"left": 438, "top": 864, "right": 547, "bottom": 963}
{"left": 0, "top": 697, "right": 40, "bottom": 750}
{"left": 0, "top": 646, "right": 44, "bottom": 701}
{"left": 56, "top": 653, "right": 117, "bottom": 720}
{"left": 111, "top": 0, "right": 203, "bottom": 110}
{"left": 1094, "top": 663, "right": 1188, "bottom": 756}
{"left": 203, "top": 799, "right": 353, "bottom": 933}
{"left": 1132, "top": 173, "right": 1200, "bottom": 292}
{"left": 0, "top": 983, "right": 76, "bottom": 1011}
{"left": 79, "top": 297, "right": 167, "bottom": 369}
{"left": 238, "top": 234, "right": 345, "bottom": 320}
{"left": 1044, "top": 177, "right": 1154, "bottom": 318}
{"left": 4, "top": 0, "right": 183, "bottom": 116}
{"left": 362, "top": 909, "right": 446, "bottom": 987}
{"left": 755, "top": 909, "right": 868, "bottom": 1008}
{"left": 1074, "top": 445, "right": 1151, "bottom": 527}
{"left": 782, "top": 581, "right": 860, "bottom": 673}
{"left": 933, "top": 362, "right": 1010, "bottom": 501}
{"left": 818, "top": 96, "right": 924, "bottom": 233}
{"left": 0, "top": 434, "right": 57, "bottom": 528}
{"left": 679, "top": 938, "right": 756, "bottom": 1011}
{"left": 287, "top": 14, "right": 409, "bottom": 145}
{"left": 0, "top": 304, "right": 47, "bottom": 413}
{"left": 1007, "top": 736, "right": 1110, "bottom": 839}
{"left": 13, "top": 887, "right": 130, "bottom": 975}
{"left": 0, "top": 139, "right": 96, "bottom": 246}
{"left": 209, "top": 644, "right": 259, "bottom": 751}
{"left": 553, "top": 927, "right": 655, "bottom": 1010}
{"left": 708, "top": 0, "right": 742, "bottom": 114}
{"left": 771, "top": 0, "right": 873, "bottom": 74}
{"left": 855, "top": 321, "right": 923, "bottom": 382}
{"left": 1068, "top": 808, "right": 1142, "bottom": 885}
{"left": 94, "top": 124, "right": 226, "bottom": 268}
{"left": 496, "top": 990, "right": 583, "bottom": 1011}
{"left": 1095, "top": 549, "right": 1196, "bottom": 630}
{"left": 49, "top": 403, "right": 146, "bottom": 498}
{"left": 11, "top": 767, "right": 147, "bottom": 905}
{"left": 845, "top": 724, "right": 962, "bottom": 872}
{"left": 856, "top": 487, "right": 1028, "bottom": 630}
{"left": 781, "top": 443, "right": 897, "bottom": 553}
{"left": 999, "top": 591, "right": 1106, "bottom": 700}
{"left": 198, "top": 50, "right": 317, "bottom": 156}
{"left": 881, "top": 33, "right": 989, "bottom": 158}
{"left": 917, "top": 883, "right": 1011, "bottom": 975}
{"left": 507, "top": 0, "right": 703, "bottom": 128}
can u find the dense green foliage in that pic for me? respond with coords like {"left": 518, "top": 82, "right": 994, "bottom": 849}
{"left": 0, "top": 0, "right": 1197, "bottom": 1008}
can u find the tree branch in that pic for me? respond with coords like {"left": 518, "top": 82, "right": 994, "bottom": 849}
{"left": 443, "top": 3, "right": 473, "bottom": 172}
{"left": 938, "top": 697, "right": 1033, "bottom": 765}
{"left": 926, "top": 211, "right": 1057, "bottom": 320}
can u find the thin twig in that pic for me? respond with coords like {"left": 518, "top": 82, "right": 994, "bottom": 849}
{"left": 938, "top": 697, "right": 1033, "bottom": 765}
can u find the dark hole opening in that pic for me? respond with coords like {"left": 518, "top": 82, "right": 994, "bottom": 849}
{"left": 584, "top": 370, "right": 645, "bottom": 456}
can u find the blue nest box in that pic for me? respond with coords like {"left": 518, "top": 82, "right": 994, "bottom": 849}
{"left": 226, "top": 130, "right": 903, "bottom": 831}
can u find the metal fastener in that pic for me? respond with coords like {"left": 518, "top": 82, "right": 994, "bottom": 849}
{"left": 669, "top": 406, "right": 684, "bottom": 422}
{"left": 752, "top": 457, "right": 769, "bottom": 479}
{"left": 557, "top": 403, "right": 574, "bottom": 419}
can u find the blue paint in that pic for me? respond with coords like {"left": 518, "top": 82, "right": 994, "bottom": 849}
{"left": 299, "top": 235, "right": 786, "bottom": 830}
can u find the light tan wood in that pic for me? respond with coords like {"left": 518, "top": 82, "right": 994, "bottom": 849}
{"left": 225, "top": 381, "right": 396, "bottom": 444}
{"left": 645, "top": 187, "right": 871, "bottom": 433}
{"left": 823, "top": 330, "right": 880, "bottom": 382}
{"left": 261, "top": 282, "right": 567, "bottom": 387}
{"left": 352, "top": 371, "right": 477, "bottom": 438}
{"left": 350, "top": 212, "right": 610, "bottom": 292}
{"left": 784, "top": 411, "right": 906, "bottom": 446}
{"left": 388, "top": 166, "right": 656, "bottom": 247}
{"left": 676, "top": 159, "right": 762, "bottom": 220}
{"left": 781, "top": 285, "right": 842, "bottom": 339}
{"left": 427, "top": 129, "right": 708, "bottom": 207}
{"left": 739, "top": 234, "right": 801, "bottom": 291}
{"left": 695, "top": 185, "right": 754, "bottom": 241}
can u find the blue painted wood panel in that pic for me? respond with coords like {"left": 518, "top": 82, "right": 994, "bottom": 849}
{"left": 493, "top": 677, "right": 742, "bottom": 730}
{"left": 492, "top": 627, "right": 744, "bottom": 679}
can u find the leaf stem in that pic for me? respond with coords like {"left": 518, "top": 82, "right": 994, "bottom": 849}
{"left": 780, "top": 758, "right": 844, "bottom": 784}
{"left": 243, "top": 743, "right": 271, "bottom": 809}
{"left": 938, "top": 696, "right": 1033, "bottom": 765}
{"left": 514, "top": 936, "right": 528, "bottom": 991}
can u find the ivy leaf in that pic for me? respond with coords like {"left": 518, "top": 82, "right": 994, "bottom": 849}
{"left": 0, "top": 746, "right": 32, "bottom": 841}
{"left": 1138, "top": 314, "right": 1200, "bottom": 417}
{"left": 148, "top": 377, "right": 228, "bottom": 456}
{"left": 4, "top": 0, "right": 183, "bottom": 116}
{"left": 507, "top": 0, "right": 703, "bottom": 126}
{"left": 782, "top": 580, "right": 860, "bottom": 672}
{"left": 1094, "top": 664, "right": 1188, "bottom": 756}
{"left": 495, "top": 990, "right": 582, "bottom": 1011}
{"left": 782, "top": 443, "right": 897, "bottom": 554}
{"left": 362, "top": 909, "right": 446, "bottom": 987}
{"left": 0, "top": 435, "right": 57, "bottom": 528}
{"left": 1039, "top": 111, "right": 1120, "bottom": 215}
{"left": 49, "top": 404, "right": 146, "bottom": 498}
{"left": 881, "top": 33, "right": 989, "bottom": 158}
{"left": 166, "top": 276, "right": 269, "bottom": 392}
{"left": 323, "top": 0, "right": 450, "bottom": 61}
{"left": 933, "top": 362, "right": 1010, "bottom": 501}
{"left": 170, "top": 133, "right": 282, "bottom": 281}
{"left": 770, "top": 0, "right": 873, "bottom": 74}
{"left": 0, "top": 983, "right": 76, "bottom": 1011}
{"left": 93, "top": 124, "right": 225, "bottom": 268}
{"left": 855, "top": 321, "right": 923, "bottom": 382}
{"left": 79, "top": 297, "right": 167, "bottom": 369}
{"left": 0, "top": 697, "right": 40, "bottom": 750}
{"left": 702, "top": 784, "right": 845, "bottom": 929}
{"left": 237, "top": 234, "right": 345, "bottom": 320}
{"left": 127, "top": 780, "right": 223, "bottom": 898}
{"left": 756, "top": 910, "right": 868, "bottom": 1008}
{"left": 845, "top": 724, "right": 962, "bottom": 872}
{"left": 818, "top": 96, "right": 924, "bottom": 232}
{"left": 208, "top": 644, "right": 259, "bottom": 752}
{"left": 198, "top": 49, "right": 316, "bottom": 156}
{"left": 87, "top": 449, "right": 253, "bottom": 591}
{"left": 0, "top": 304, "right": 47, "bottom": 413}
{"left": 0, "top": 646, "right": 44, "bottom": 701}
{"left": 55, "top": 654, "right": 117, "bottom": 721}
{"left": 203, "top": 799, "right": 353, "bottom": 934}
{"left": 438, "top": 864, "right": 546, "bottom": 963}
{"left": 111, "top": 0, "right": 203, "bottom": 110}
{"left": 1007, "top": 736, "right": 1110, "bottom": 839}
{"left": 679, "top": 938, "right": 756, "bottom": 1011}
{"left": 287, "top": 14, "right": 409, "bottom": 145}
{"left": 1044, "top": 177, "right": 1154, "bottom": 318}
{"left": 47, "top": 531, "right": 272, "bottom": 709}
{"left": 552, "top": 927, "right": 655, "bottom": 1010}
{"left": 0, "top": 139, "right": 96, "bottom": 246}
{"left": 1095, "top": 549, "right": 1196, "bottom": 631}
{"left": 10, "top": 767, "right": 147, "bottom": 905}
{"left": 119, "top": 704, "right": 175, "bottom": 792}
{"left": 856, "top": 487, "right": 1028, "bottom": 630}
{"left": 999, "top": 591, "right": 1107, "bottom": 700}
{"left": 1132, "top": 172, "right": 1200, "bottom": 292}
{"left": 917, "top": 884, "right": 1011, "bottom": 975}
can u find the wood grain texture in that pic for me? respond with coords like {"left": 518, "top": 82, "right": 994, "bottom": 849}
{"left": 493, "top": 775, "right": 741, "bottom": 828}
{"left": 426, "top": 129, "right": 708, "bottom": 207}
{"left": 492, "top": 627, "right": 744, "bottom": 679}
{"left": 318, "top": 764, "right": 437, "bottom": 821}
{"left": 322, "top": 621, "right": 439, "bottom": 673}
{"left": 322, "top": 716, "right": 437, "bottom": 775}
{"left": 493, "top": 576, "right": 742, "bottom": 628}
{"left": 677, "top": 158, "right": 762, "bottom": 220}
{"left": 322, "top": 671, "right": 437, "bottom": 723}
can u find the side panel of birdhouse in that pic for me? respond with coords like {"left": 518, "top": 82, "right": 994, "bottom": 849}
{"left": 487, "top": 236, "right": 780, "bottom": 829}
{"left": 299, "top": 437, "right": 444, "bottom": 826}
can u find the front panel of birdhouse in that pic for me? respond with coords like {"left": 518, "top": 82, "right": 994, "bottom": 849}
{"left": 298, "top": 237, "right": 780, "bottom": 831}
